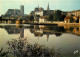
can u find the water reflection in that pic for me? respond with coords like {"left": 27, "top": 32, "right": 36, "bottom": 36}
{"left": 0, "top": 25, "right": 21, "bottom": 34}
{"left": 0, "top": 25, "right": 24, "bottom": 38}
{"left": 64, "top": 26, "right": 80, "bottom": 36}
{"left": 0, "top": 24, "right": 80, "bottom": 38}
{"left": 0, "top": 24, "right": 80, "bottom": 57}
{"left": 30, "top": 25, "right": 65, "bottom": 37}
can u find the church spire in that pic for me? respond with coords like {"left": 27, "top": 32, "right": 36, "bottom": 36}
{"left": 47, "top": 2, "right": 49, "bottom": 11}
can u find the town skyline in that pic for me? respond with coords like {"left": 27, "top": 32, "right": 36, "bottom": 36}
{"left": 0, "top": 0, "right": 80, "bottom": 16}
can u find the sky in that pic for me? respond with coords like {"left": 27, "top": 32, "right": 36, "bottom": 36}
{"left": 0, "top": 0, "right": 80, "bottom": 16}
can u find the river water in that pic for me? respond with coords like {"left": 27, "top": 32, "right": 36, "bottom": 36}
{"left": 0, "top": 24, "right": 80, "bottom": 57}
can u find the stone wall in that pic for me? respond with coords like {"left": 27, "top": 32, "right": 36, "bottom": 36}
{"left": 79, "top": 18, "right": 80, "bottom": 24}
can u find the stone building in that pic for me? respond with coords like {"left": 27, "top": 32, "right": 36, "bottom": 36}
{"left": 5, "top": 9, "right": 21, "bottom": 16}
{"left": 64, "top": 16, "right": 71, "bottom": 23}
{"left": 64, "top": 16, "right": 80, "bottom": 23}
{"left": 67, "top": 10, "right": 80, "bottom": 16}
{"left": 35, "top": 10, "right": 44, "bottom": 16}
{"left": 4, "top": 5, "right": 24, "bottom": 17}
{"left": 39, "top": 16, "right": 46, "bottom": 23}
{"left": 20, "top": 5, "right": 24, "bottom": 16}
{"left": 30, "top": 3, "right": 55, "bottom": 16}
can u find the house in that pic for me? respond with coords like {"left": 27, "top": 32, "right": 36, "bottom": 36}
{"left": 39, "top": 17, "right": 46, "bottom": 23}
{"left": 66, "top": 10, "right": 80, "bottom": 16}
{"left": 73, "top": 16, "right": 78, "bottom": 19}
{"left": 73, "top": 16, "right": 78, "bottom": 23}
{"left": 79, "top": 16, "right": 80, "bottom": 23}
{"left": 64, "top": 16, "right": 80, "bottom": 23}
{"left": 64, "top": 16, "right": 71, "bottom": 23}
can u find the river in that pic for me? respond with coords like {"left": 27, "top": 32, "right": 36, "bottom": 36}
{"left": 0, "top": 24, "right": 80, "bottom": 57}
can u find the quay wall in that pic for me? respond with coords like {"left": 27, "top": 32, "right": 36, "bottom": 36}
{"left": 58, "top": 23, "right": 80, "bottom": 27}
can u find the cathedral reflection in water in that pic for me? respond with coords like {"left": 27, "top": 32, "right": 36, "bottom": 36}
{"left": 0, "top": 25, "right": 80, "bottom": 40}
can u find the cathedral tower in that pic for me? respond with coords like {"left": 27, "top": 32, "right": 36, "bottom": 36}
{"left": 20, "top": 5, "right": 24, "bottom": 16}
{"left": 47, "top": 3, "right": 50, "bottom": 11}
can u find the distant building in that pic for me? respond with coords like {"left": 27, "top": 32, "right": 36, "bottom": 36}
{"left": 14, "top": 9, "right": 21, "bottom": 16}
{"left": 61, "top": 11, "right": 67, "bottom": 15}
{"left": 4, "top": 5, "right": 24, "bottom": 17}
{"left": 20, "top": 5, "right": 24, "bottom": 16}
{"left": 64, "top": 16, "right": 71, "bottom": 23}
{"left": 30, "top": 3, "right": 55, "bottom": 16}
{"left": 35, "top": 11, "right": 44, "bottom": 16}
{"left": 5, "top": 9, "right": 21, "bottom": 16}
{"left": 6, "top": 9, "right": 14, "bottom": 15}
{"left": 34, "top": 7, "right": 44, "bottom": 16}
{"left": 64, "top": 16, "right": 79, "bottom": 23}
{"left": 47, "top": 3, "right": 50, "bottom": 12}
{"left": 66, "top": 10, "right": 80, "bottom": 16}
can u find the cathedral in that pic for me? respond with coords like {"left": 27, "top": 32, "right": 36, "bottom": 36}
{"left": 30, "top": 3, "right": 55, "bottom": 16}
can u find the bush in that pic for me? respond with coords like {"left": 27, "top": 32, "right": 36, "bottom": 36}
{"left": 6, "top": 37, "right": 62, "bottom": 57}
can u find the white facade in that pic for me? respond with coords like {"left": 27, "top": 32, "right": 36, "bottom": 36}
{"left": 35, "top": 11, "right": 43, "bottom": 16}
{"left": 39, "top": 18, "right": 46, "bottom": 23}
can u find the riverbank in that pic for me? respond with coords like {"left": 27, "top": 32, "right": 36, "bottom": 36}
{"left": 26, "top": 22, "right": 58, "bottom": 25}
{"left": 26, "top": 22, "right": 80, "bottom": 27}
{"left": 58, "top": 23, "right": 80, "bottom": 27}
{"left": 0, "top": 22, "right": 80, "bottom": 27}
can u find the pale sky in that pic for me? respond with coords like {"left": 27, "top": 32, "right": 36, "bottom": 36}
{"left": 0, "top": 0, "right": 80, "bottom": 16}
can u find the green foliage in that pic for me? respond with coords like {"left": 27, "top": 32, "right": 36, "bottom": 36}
{"left": 12, "top": 20, "right": 16, "bottom": 24}
{"left": 60, "top": 15, "right": 66, "bottom": 21}
{"left": 70, "top": 17, "right": 74, "bottom": 23}
{"left": 29, "top": 16, "right": 34, "bottom": 21}
{"left": 6, "top": 37, "right": 62, "bottom": 57}
{"left": 54, "top": 10, "right": 62, "bottom": 21}
{"left": 46, "top": 10, "right": 66, "bottom": 21}
{"left": 70, "top": 28, "right": 74, "bottom": 31}
{"left": 76, "top": 17, "right": 79, "bottom": 23}
{"left": 26, "top": 15, "right": 34, "bottom": 22}
{"left": 5, "top": 14, "right": 11, "bottom": 17}
{"left": 47, "top": 14, "right": 54, "bottom": 21}
{"left": 0, "top": 17, "right": 2, "bottom": 19}
{"left": 0, "top": 48, "right": 8, "bottom": 57}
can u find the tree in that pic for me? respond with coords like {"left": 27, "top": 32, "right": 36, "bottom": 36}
{"left": 76, "top": 17, "right": 79, "bottom": 23}
{"left": 0, "top": 16, "right": 2, "bottom": 21}
{"left": 47, "top": 14, "right": 54, "bottom": 21}
{"left": 60, "top": 15, "right": 66, "bottom": 21}
{"left": 7, "top": 37, "right": 61, "bottom": 57}
{"left": 29, "top": 15, "right": 34, "bottom": 21}
{"left": 70, "top": 17, "right": 74, "bottom": 23}
{"left": 53, "top": 10, "right": 62, "bottom": 21}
